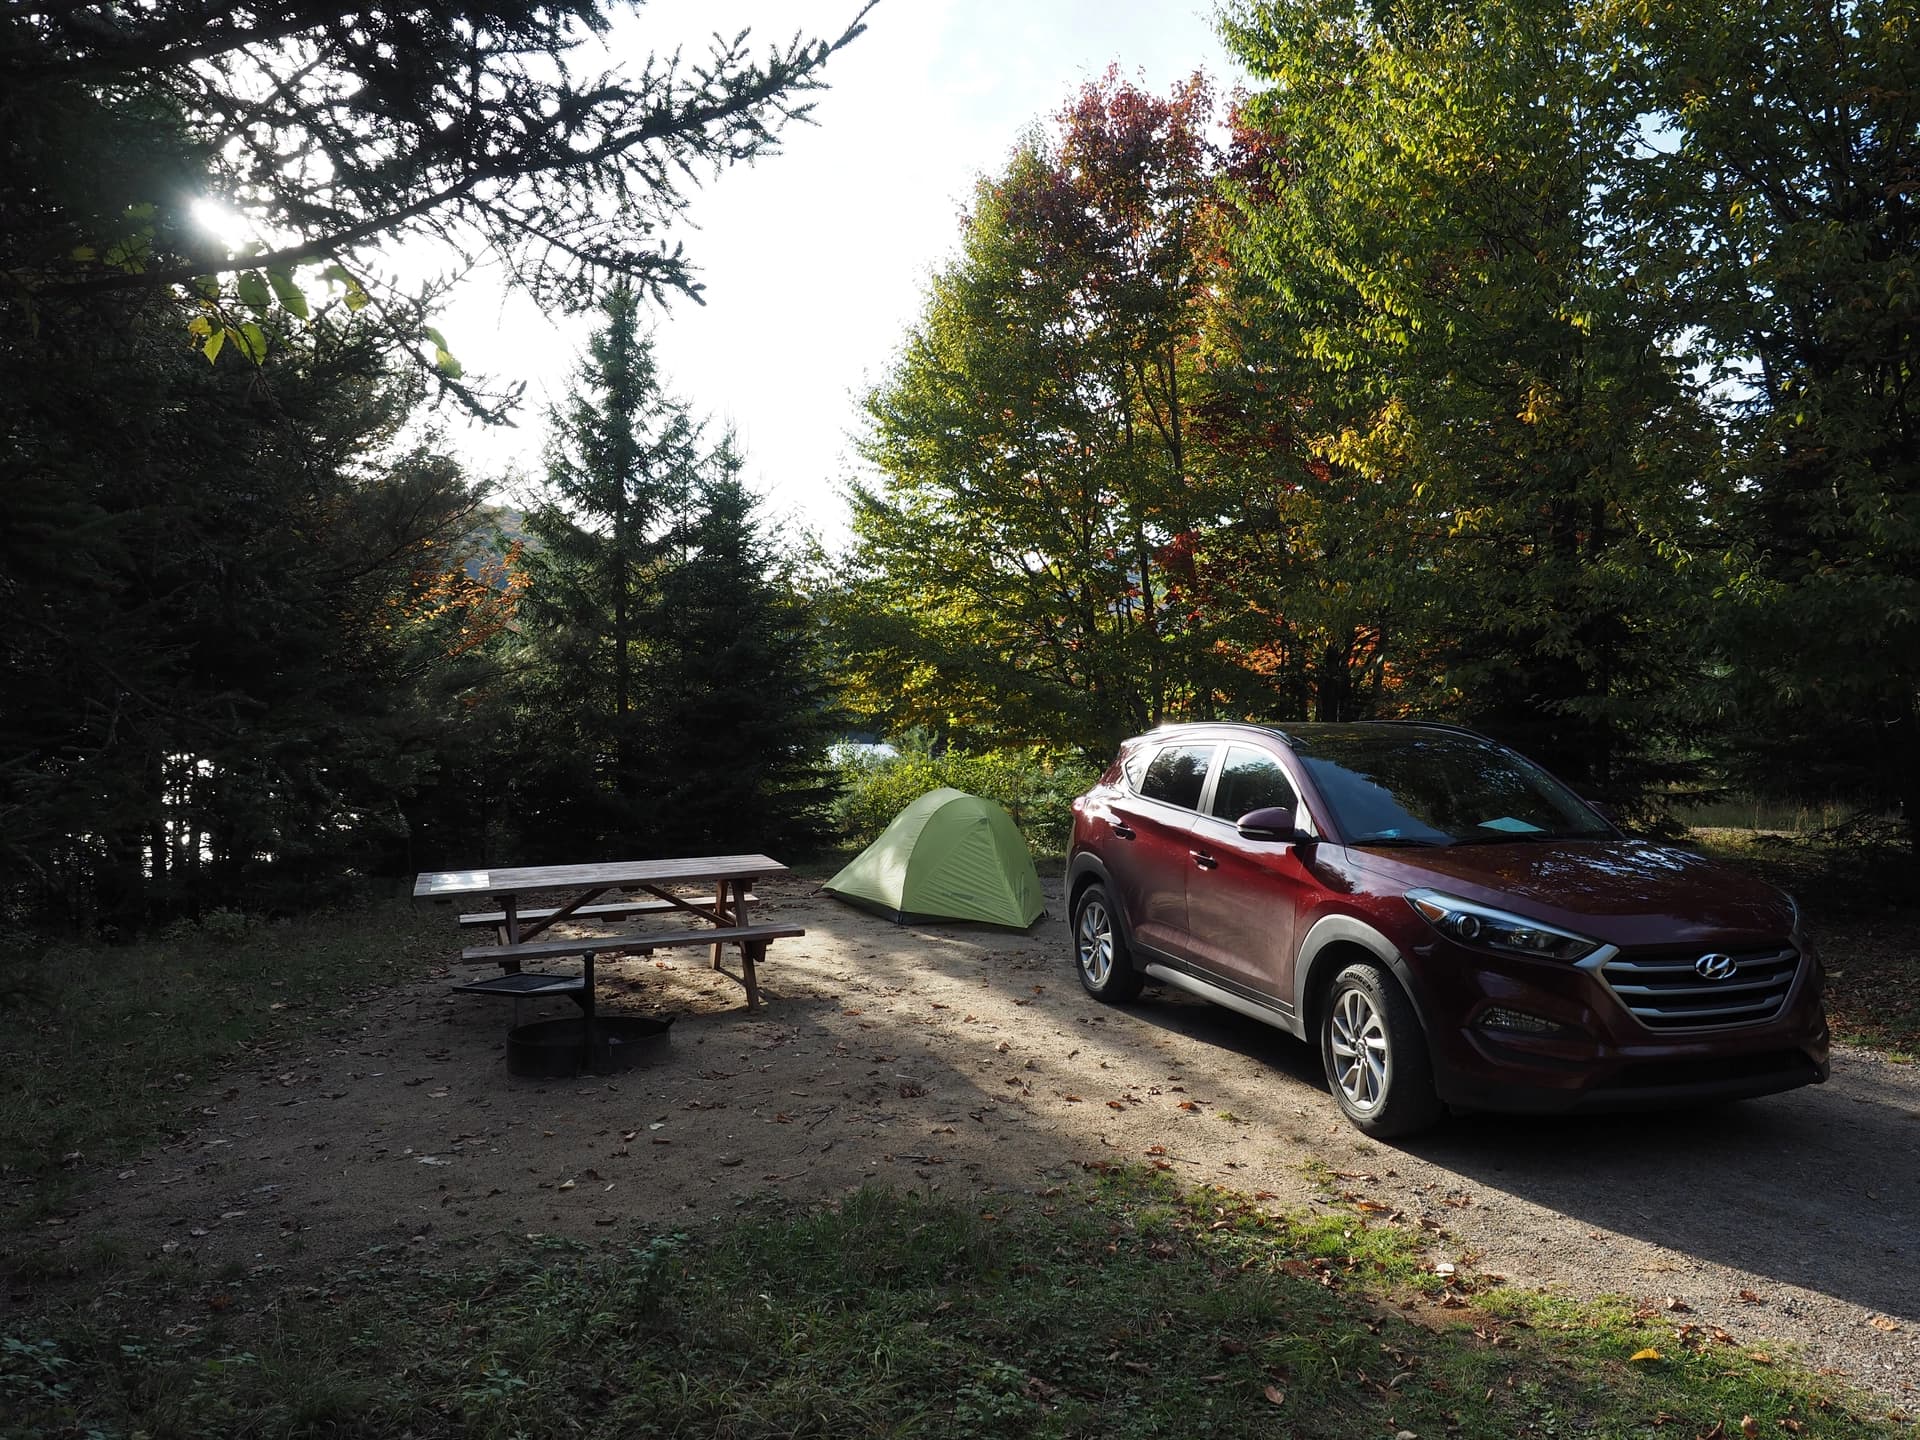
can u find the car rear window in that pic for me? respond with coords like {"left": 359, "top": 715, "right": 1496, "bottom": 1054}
{"left": 1139, "top": 743, "right": 1214, "bottom": 811}
{"left": 1207, "top": 745, "right": 1297, "bottom": 821}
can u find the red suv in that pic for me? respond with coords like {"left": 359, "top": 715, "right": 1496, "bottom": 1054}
{"left": 1066, "top": 722, "right": 1828, "bottom": 1136}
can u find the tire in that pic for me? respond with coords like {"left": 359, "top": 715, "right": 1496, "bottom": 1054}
{"left": 1072, "top": 883, "right": 1143, "bottom": 1002}
{"left": 1318, "top": 962, "right": 1442, "bottom": 1138}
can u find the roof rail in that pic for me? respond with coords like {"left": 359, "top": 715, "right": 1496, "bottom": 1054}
{"left": 1370, "top": 718, "right": 1492, "bottom": 741}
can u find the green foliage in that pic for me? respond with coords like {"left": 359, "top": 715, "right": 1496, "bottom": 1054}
{"left": 515, "top": 284, "right": 701, "bottom": 850}
{"left": 638, "top": 449, "right": 846, "bottom": 853}
{"left": 841, "top": 74, "right": 1240, "bottom": 760}
{"left": 0, "top": 263, "right": 491, "bottom": 926}
{"left": 509, "top": 294, "right": 844, "bottom": 858}
{"left": 3, "top": 2, "right": 872, "bottom": 414}
{"left": 831, "top": 748, "right": 1096, "bottom": 857}
{"left": 1598, "top": 0, "right": 1920, "bottom": 845}
{"left": 1222, "top": 0, "right": 1716, "bottom": 802}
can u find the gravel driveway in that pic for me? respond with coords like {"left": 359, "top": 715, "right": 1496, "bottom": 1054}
{"left": 50, "top": 875, "right": 1920, "bottom": 1410}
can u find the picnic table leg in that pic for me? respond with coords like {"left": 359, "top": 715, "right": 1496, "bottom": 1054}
{"left": 740, "top": 940, "right": 764, "bottom": 1011}
{"left": 501, "top": 895, "right": 522, "bottom": 974}
{"left": 580, "top": 949, "right": 597, "bottom": 1072}
{"left": 710, "top": 878, "right": 731, "bottom": 970}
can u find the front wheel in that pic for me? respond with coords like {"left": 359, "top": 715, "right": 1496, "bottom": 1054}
{"left": 1319, "top": 962, "right": 1441, "bottom": 1138}
{"left": 1072, "top": 883, "right": 1142, "bottom": 1002}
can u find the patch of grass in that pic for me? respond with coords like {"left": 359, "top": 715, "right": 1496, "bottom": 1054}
{"left": 0, "top": 901, "right": 443, "bottom": 1223}
{"left": 3, "top": 1169, "right": 1905, "bottom": 1440}
{"left": 1694, "top": 831, "right": 1920, "bottom": 1060}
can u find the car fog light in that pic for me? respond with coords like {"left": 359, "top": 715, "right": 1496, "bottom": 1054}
{"left": 1478, "top": 1007, "right": 1564, "bottom": 1035}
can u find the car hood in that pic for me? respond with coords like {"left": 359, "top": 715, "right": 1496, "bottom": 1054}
{"left": 1342, "top": 839, "right": 1795, "bottom": 949}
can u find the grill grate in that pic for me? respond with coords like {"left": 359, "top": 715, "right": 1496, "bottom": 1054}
{"left": 1599, "top": 946, "right": 1800, "bottom": 1030}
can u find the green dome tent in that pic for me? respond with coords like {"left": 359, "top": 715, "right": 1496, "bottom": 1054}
{"left": 823, "top": 788, "right": 1045, "bottom": 928}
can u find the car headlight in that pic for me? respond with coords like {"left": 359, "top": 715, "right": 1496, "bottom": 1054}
{"left": 1406, "top": 888, "right": 1601, "bottom": 962}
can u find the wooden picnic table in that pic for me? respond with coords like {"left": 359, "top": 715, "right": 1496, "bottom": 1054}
{"left": 414, "top": 854, "right": 803, "bottom": 1014}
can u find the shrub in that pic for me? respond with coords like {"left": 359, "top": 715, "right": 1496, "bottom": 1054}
{"left": 830, "top": 748, "right": 1098, "bottom": 857}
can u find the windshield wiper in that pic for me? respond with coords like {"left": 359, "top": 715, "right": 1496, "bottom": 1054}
{"left": 1350, "top": 836, "right": 1451, "bottom": 848}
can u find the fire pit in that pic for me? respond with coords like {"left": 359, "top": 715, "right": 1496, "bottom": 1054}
{"left": 506, "top": 1014, "right": 673, "bottom": 1078}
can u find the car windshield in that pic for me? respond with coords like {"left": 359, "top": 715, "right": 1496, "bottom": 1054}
{"left": 1288, "top": 729, "right": 1612, "bottom": 846}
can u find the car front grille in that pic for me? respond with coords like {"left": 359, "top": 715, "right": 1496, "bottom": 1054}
{"left": 1598, "top": 945, "right": 1801, "bottom": 1030}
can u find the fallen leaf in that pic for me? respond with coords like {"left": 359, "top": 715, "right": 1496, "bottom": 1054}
{"left": 1106, "top": 1100, "right": 1127, "bottom": 1110}
{"left": 1736, "top": 1289, "right": 1766, "bottom": 1305}
{"left": 1629, "top": 1348, "right": 1662, "bottom": 1362}
{"left": 1740, "top": 1416, "right": 1760, "bottom": 1439}
{"left": 1869, "top": 1315, "right": 1901, "bottom": 1332}
{"left": 558, "top": 1179, "right": 576, "bottom": 1191}
{"left": 1778, "top": 1419, "right": 1804, "bottom": 1434}
{"left": 1664, "top": 1296, "right": 1693, "bottom": 1313}
{"left": 1263, "top": 1385, "right": 1286, "bottom": 1406}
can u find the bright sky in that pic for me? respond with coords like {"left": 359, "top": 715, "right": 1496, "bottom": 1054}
{"left": 434, "top": 0, "right": 1241, "bottom": 548}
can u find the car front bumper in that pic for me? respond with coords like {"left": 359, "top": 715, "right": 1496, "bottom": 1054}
{"left": 1409, "top": 935, "right": 1831, "bottom": 1116}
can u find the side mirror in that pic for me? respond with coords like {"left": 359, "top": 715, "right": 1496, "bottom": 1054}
{"left": 1236, "top": 805, "right": 1312, "bottom": 843}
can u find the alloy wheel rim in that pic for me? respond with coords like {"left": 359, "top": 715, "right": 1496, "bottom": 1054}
{"left": 1076, "top": 900, "right": 1113, "bottom": 986}
{"left": 1328, "top": 987, "right": 1389, "bottom": 1110}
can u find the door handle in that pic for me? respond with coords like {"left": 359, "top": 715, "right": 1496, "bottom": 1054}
{"left": 1190, "top": 850, "right": 1217, "bottom": 870}
{"left": 1112, "top": 823, "right": 1136, "bottom": 840}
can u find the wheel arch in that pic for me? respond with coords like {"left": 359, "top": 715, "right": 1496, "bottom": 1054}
{"left": 1066, "top": 854, "right": 1113, "bottom": 924}
{"left": 1293, "top": 914, "right": 1429, "bottom": 1036}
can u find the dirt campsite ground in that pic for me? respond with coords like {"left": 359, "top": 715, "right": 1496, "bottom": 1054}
{"left": 34, "top": 874, "right": 1920, "bottom": 1407}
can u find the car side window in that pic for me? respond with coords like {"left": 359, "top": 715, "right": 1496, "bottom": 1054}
{"left": 1139, "top": 743, "right": 1215, "bottom": 811}
{"left": 1208, "top": 745, "right": 1297, "bottom": 822}
{"left": 1122, "top": 747, "right": 1148, "bottom": 791}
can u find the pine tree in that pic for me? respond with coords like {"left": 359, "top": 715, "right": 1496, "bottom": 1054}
{"left": 641, "top": 438, "right": 841, "bottom": 853}
{"left": 512, "top": 306, "right": 837, "bottom": 856}
{"left": 513, "top": 287, "right": 700, "bottom": 852}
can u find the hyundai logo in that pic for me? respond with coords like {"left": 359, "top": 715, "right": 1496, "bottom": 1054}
{"left": 1694, "top": 952, "right": 1739, "bottom": 981}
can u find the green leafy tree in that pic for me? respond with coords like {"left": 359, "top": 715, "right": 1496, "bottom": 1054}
{"left": 1222, "top": 0, "right": 1717, "bottom": 800}
{"left": 1604, "top": 0, "right": 1920, "bottom": 844}
{"left": 844, "top": 74, "right": 1234, "bottom": 760}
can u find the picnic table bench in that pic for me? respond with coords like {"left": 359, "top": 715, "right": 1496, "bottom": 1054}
{"left": 414, "top": 855, "right": 802, "bottom": 1014}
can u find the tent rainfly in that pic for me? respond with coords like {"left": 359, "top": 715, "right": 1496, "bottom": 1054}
{"left": 822, "top": 787, "right": 1045, "bottom": 928}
